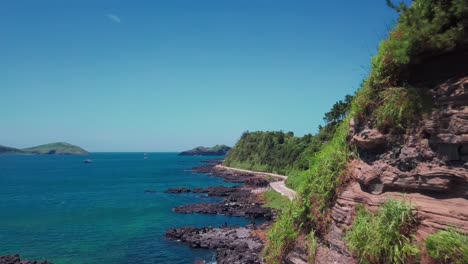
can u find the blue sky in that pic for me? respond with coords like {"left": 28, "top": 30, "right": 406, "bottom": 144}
{"left": 1, "top": 1, "right": 404, "bottom": 151}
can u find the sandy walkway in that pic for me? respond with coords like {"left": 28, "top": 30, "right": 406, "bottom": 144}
{"left": 215, "top": 165, "right": 297, "bottom": 201}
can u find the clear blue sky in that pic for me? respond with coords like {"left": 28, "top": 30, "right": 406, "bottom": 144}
{"left": 1, "top": 0, "right": 405, "bottom": 152}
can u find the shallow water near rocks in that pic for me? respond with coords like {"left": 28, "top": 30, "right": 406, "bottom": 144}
{"left": 0, "top": 153, "right": 261, "bottom": 264}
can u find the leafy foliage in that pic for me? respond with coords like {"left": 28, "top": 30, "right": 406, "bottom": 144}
{"left": 373, "top": 0, "right": 467, "bottom": 86}
{"left": 225, "top": 94, "right": 354, "bottom": 177}
{"left": 425, "top": 228, "right": 468, "bottom": 264}
{"left": 224, "top": 131, "right": 314, "bottom": 174}
{"left": 345, "top": 200, "right": 420, "bottom": 264}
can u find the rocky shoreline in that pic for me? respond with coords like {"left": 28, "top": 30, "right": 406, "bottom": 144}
{"left": 165, "top": 160, "right": 281, "bottom": 263}
{"left": 0, "top": 255, "right": 50, "bottom": 264}
{"left": 166, "top": 224, "right": 267, "bottom": 264}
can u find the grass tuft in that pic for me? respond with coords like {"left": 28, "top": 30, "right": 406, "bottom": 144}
{"left": 306, "top": 230, "right": 318, "bottom": 263}
{"left": 374, "top": 86, "right": 429, "bottom": 131}
{"left": 425, "top": 228, "right": 468, "bottom": 264}
{"left": 345, "top": 199, "right": 420, "bottom": 264}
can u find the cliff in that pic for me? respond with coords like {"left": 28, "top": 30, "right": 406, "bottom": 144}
{"left": 319, "top": 74, "right": 468, "bottom": 264}
{"left": 262, "top": 1, "right": 468, "bottom": 263}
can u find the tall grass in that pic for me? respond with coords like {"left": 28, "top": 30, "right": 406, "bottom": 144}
{"left": 264, "top": 119, "right": 353, "bottom": 263}
{"left": 374, "top": 86, "right": 429, "bottom": 131}
{"left": 307, "top": 230, "right": 318, "bottom": 263}
{"left": 264, "top": 202, "right": 302, "bottom": 263}
{"left": 345, "top": 199, "right": 420, "bottom": 264}
{"left": 425, "top": 228, "right": 468, "bottom": 264}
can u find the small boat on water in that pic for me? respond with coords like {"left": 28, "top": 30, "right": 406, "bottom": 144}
{"left": 83, "top": 159, "right": 93, "bottom": 163}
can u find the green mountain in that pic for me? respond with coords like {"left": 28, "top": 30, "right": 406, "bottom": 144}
{"left": 179, "top": 145, "right": 231, "bottom": 156}
{"left": 0, "top": 142, "right": 88, "bottom": 155}
{"left": 0, "top": 145, "right": 24, "bottom": 154}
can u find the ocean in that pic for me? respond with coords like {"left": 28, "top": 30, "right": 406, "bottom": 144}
{"left": 0, "top": 153, "right": 257, "bottom": 263}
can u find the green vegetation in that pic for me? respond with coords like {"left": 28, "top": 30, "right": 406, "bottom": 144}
{"left": 23, "top": 142, "right": 88, "bottom": 155}
{"left": 262, "top": 190, "right": 290, "bottom": 211}
{"left": 358, "top": 0, "right": 467, "bottom": 129}
{"left": 178, "top": 144, "right": 231, "bottom": 156}
{"left": 263, "top": 119, "right": 352, "bottom": 262}
{"left": 373, "top": 0, "right": 467, "bottom": 86}
{"left": 345, "top": 200, "right": 420, "bottom": 264}
{"left": 0, "top": 145, "right": 23, "bottom": 154}
{"left": 425, "top": 228, "right": 468, "bottom": 264}
{"left": 225, "top": 131, "right": 314, "bottom": 174}
{"left": 264, "top": 117, "right": 353, "bottom": 263}
{"left": 374, "top": 86, "right": 430, "bottom": 131}
{"left": 225, "top": 94, "right": 354, "bottom": 177}
{"left": 263, "top": 1, "right": 468, "bottom": 262}
{"left": 0, "top": 142, "right": 88, "bottom": 155}
{"left": 306, "top": 230, "right": 318, "bottom": 263}
{"left": 264, "top": 202, "right": 302, "bottom": 262}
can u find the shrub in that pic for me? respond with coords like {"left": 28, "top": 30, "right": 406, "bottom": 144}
{"left": 372, "top": 0, "right": 467, "bottom": 86}
{"left": 425, "top": 228, "right": 468, "bottom": 264}
{"left": 345, "top": 200, "right": 420, "bottom": 264}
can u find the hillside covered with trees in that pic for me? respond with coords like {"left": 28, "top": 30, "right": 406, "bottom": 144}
{"left": 225, "top": 94, "right": 353, "bottom": 180}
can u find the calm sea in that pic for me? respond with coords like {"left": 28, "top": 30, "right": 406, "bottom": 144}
{"left": 0, "top": 153, "right": 257, "bottom": 264}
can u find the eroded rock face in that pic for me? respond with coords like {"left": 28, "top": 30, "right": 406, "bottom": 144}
{"left": 320, "top": 76, "right": 468, "bottom": 263}
{"left": 351, "top": 128, "right": 387, "bottom": 151}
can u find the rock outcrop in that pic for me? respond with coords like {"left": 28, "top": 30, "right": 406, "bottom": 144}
{"left": 166, "top": 225, "right": 266, "bottom": 264}
{"left": 319, "top": 76, "right": 468, "bottom": 263}
{"left": 172, "top": 187, "right": 274, "bottom": 219}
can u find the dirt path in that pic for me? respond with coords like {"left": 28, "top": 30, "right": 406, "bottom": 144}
{"left": 215, "top": 165, "right": 297, "bottom": 201}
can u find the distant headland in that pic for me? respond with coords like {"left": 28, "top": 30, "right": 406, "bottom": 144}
{"left": 178, "top": 145, "right": 231, "bottom": 156}
{"left": 0, "top": 142, "right": 88, "bottom": 155}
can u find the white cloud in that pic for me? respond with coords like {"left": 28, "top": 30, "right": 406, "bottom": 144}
{"left": 106, "top": 13, "right": 121, "bottom": 23}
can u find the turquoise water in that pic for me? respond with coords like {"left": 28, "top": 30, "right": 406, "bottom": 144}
{"left": 0, "top": 153, "right": 257, "bottom": 263}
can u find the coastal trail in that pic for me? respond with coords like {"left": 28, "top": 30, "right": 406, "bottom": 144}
{"left": 214, "top": 165, "right": 297, "bottom": 201}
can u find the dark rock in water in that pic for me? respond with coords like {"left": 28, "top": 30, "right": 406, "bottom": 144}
{"left": 166, "top": 225, "right": 264, "bottom": 264}
{"left": 192, "top": 186, "right": 240, "bottom": 197}
{"left": 174, "top": 187, "right": 274, "bottom": 220}
{"left": 144, "top": 189, "right": 157, "bottom": 193}
{"left": 164, "top": 188, "right": 191, "bottom": 193}
{"left": 0, "top": 254, "right": 51, "bottom": 264}
{"left": 174, "top": 202, "right": 272, "bottom": 219}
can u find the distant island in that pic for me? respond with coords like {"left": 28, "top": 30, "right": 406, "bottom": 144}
{"left": 178, "top": 145, "right": 231, "bottom": 156}
{"left": 0, "top": 142, "right": 88, "bottom": 155}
